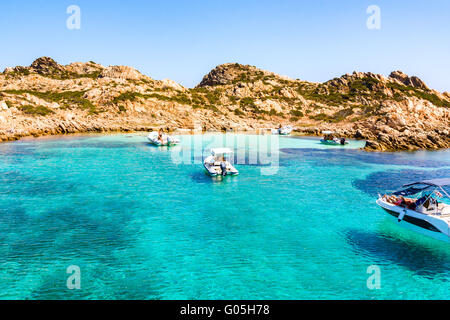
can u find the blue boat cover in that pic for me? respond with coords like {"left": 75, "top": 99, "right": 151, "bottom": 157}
{"left": 393, "top": 185, "right": 430, "bottom": 196}
{"left": 403, "top": 178, "right": 450, "bottom": 187}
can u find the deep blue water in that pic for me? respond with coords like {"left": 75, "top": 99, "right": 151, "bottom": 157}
{"left": 0, "top": 133, "right": 449, "bottom": 299}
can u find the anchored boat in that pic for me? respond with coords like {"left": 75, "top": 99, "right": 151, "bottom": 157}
{"left": 147, "top": 132, "right": 180, "bottom": 146}
{"left": 279, "top": 125, "right": 293, "bottom": 135}
{"left": 272, "top": 125, "right": 293, "bottom": 135}
{"left": 320, "top": 131, "right": 349, "bottom": 146}
{"left": 203, "top": 148, "right": 239, "bottom": 177}
{"left": 376, "top": 178, "right": 450, "bottom": 242}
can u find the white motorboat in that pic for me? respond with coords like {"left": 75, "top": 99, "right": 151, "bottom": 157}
{"left": 376, "top": 178, "right": 450, "bottom": 242}
{"left": 272, "top": 125, "right": 293, "bottom": 135}
{"left": 147, "top": 131, "right": 180, "bottom": 146}
{"left": 320, "top": 131, "right": 349, "bottom": 145}
{"left": 203, "top": 148, "right": 239, "bottom": 177}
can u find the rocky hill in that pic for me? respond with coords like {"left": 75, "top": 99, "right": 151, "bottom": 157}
{"left": 1, "top": 57, "right": 449, "bottom": 151}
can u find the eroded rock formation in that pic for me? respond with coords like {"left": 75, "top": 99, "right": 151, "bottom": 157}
{"left": 1, "top": 57, "right": 449, "bottom": 151}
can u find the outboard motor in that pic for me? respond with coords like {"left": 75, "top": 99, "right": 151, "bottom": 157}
{"left": 340, "top": 138, "right": 346, "bottom": 145}
{"left": 220, "top": 162, "right": 227, "bottom": 176}
{"left": 398, "top": 209, "right": 406, "bottom": 222}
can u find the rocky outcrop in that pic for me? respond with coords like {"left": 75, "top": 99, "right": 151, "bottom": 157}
{"left": 3, "top": 57, "right": 104, "bottom": 79}
{"left": 65, "top": 61, "right": 104, "bottom": 75}
{"left": 389, "top": 70, "right": 429, "bottom": 90}
{"left": 30, "top": 57, "right": 65, "bottom": 76}
{"left": 197, "top": 63, "right": 278, "bottom": 87}
{"left": 198, "top": 63, "right": 242, "bottom": 87}
{"left": 4, "top": 66, "right": 31, "bottom": 75}
{"left": 99, "top": 65, "right": 144, "bottom": 80}
{"left": 1, "top": 58, "right": 449, "bottom": 152}
{"left": 159, "top": 79, "right": 185, "bottom": 91}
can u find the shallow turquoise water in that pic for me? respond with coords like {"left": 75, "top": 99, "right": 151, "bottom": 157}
{"left": 0, "top": 133, "right": 449, "bottom": 300}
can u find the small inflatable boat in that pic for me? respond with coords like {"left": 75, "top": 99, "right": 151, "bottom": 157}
{"left": 147, "top": 132, "right": 180, "bottom": 146}
{"left": 272, "top": 125, "right": 293, "bottom": 135}
{"left": 320, "top": 131, "right": 349, "bottom": 145}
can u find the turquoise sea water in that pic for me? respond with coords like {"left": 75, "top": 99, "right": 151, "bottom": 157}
{"left": 0, "top": 133, "right": 449, "bottom": 300}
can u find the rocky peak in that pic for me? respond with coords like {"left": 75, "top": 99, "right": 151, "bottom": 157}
{"left": 159, "top": 79, "right": 185, "bottom": 91}
{"left": 389, "top": 70, "right": 429, "bottom": 90}
{"left": 30, "top": 57, "right": 65, "bottom": 75}
{"left": 198, "top": 63, "right": 242, "bottom": 87}
{"left": 325, "top": 71, "right": 387, "bottom": 93}
{"left": 197, "top": 63, "right": 271, "bottom": 87}
{"left": 65, "top": 61, "right": 104, "bottom": 75}
{"left": 3, "top": 66, "right": 30, "bottom": 74}
{"left": 99, "top": 65, "right": 145, "bottom": 80}
{"left": 329, "top": 71, "right": 385, "bottom": 83}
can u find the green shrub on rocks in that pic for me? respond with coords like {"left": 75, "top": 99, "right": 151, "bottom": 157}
{"left": 309, "top": 113, "right": 331, "bottom": 122}
{"left": 239, "top": 97, "right": 256, "bottom": 110}
{"left": 269, "top": 109, "right": 283, "bottom": 117}
{"left": 19, "top": 104, "right": 54, "bottom": 116}
{"left": 290, "top": 109, "right": 304, "bottom": 117}
{"left": 3, "top": 89, "right": 97, "bottom": 114}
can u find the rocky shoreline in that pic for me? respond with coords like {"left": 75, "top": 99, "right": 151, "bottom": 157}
{"left": 1, "top": 57, "right": 449, "bottom": 151}
{"left": 3, "top": 124, "right": 448, "bottom": 153}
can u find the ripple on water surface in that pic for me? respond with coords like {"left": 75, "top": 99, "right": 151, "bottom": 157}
{"left": 0, "top": 134, "right": 449, "bottom": 299}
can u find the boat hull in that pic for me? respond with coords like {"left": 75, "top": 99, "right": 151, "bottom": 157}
{"left": 148, "top": 140, "right": 179, "bottom": 146}
{"left": 203, "top": 163, "right": 239, "bottom": 177}
{"left": 320, "top": 139, "right": 349, "bottom": 146}
{"left": 376, "top": 199, "right": 450, "bottom": 243}
{"left": 203, "top": 166, "right": 239, "bottom": 177}
{"left": 273, "top": 126, "right": 292, "bottom": 135}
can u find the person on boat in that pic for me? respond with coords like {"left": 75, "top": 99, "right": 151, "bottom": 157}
{"left": 158, "top": 129, "right": 164, "bottom": 144}
{"left": 394, "top": 196, "right": 405, "bottom": 206}
{"left": 413, "top": 192, "right": 436, "bottom": 211}
{"left": 220, "top": 161, "right": 227, "bottom": 176}
{"left": 414, "top": 195, "right": 428, "bottom": 209}
{"left": 340, "top": 137, "right": 346, "bottom": 145}
{"left": 277, "top": 124, "right": 282, "bottom": 134}
{"left": 394, "top": 196, "right": 416, "bottom": 208}
{"left": 384, "top": 194, "right": 398, "bottom": 204}
{"left": 394, "top": 196, "right": 412, "bottom": 207}
{"left": 324, "top": 133, "right": 333, "bottom": 141}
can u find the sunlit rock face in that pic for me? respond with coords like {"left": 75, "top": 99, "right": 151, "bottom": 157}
{"left": 0, "top": 58, "right": 449, "bottom": 151}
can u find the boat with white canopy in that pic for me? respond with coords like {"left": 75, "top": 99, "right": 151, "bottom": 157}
{"left": 376, "top": 178, "right": 450, "bottom": 242}
{"left": 203, "top": 148, "right": 239, "bottom": 177}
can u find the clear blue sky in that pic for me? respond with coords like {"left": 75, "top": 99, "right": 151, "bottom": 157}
{"left": 2, "top": 0, "right": 449, "bottom": 91}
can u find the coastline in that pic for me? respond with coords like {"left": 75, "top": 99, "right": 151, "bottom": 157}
{"left": 2, "top": 58, "right": 449, "bottom": 152}
{"left": 4, "top": 127, "right": 448, "bottom": 154}
{"left": 2, "top": 120, "right": 449, "bottom": 152}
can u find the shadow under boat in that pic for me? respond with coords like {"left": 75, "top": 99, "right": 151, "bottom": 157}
{"left": 344, "top": 228, "right": 450, "bottom": 279}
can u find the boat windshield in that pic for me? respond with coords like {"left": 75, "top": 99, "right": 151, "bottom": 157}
{"left": 222, "top": 154, "right": 232, "bottom": 161}
{"left": 389, "top": 184, "right": 449, "bottom": 207}
{"left": 393, "top": 183, "right": 449, "bottom": 199}
{"left": 392, "top": 184, "right": 431, "bottom": 197}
